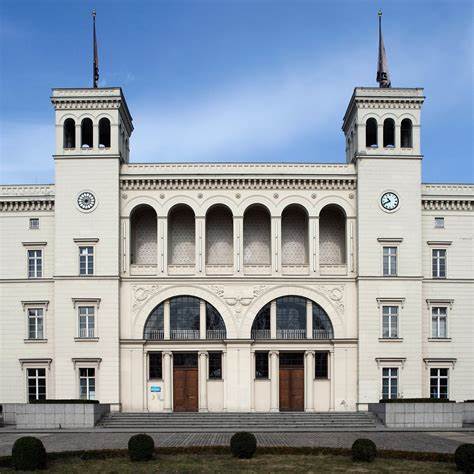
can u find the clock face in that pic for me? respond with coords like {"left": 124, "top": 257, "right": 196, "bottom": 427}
{"left": 77, "top": 192, "right": 96, "bottom": 211}
{"left": 380, "top": 192, "right": 399, "bottom": 211}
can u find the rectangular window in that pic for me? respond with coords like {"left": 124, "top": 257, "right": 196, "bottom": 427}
{"left": 208, "top": 352, "right": 222, "bottom": 379}
{"left": 29, "top": 218, "right": 40, "bottom": 230}
{"left": 432, "top": 307, "right": 448, "bottom": 338}
{"left": 430, "top": 368, "right": 449, "bottom": 399}
{"left": 434, "top": 217, "right": 445, "bottom": 229}
{"left": 79, "top": 368, "right": 96, "bottom": 400}
{"left": 27, "top": 368, "right": 46, "bottom": 402}
{"left": 27, "top": 249, "right": 42, "bottom": 278}
{"left": 315, "top": 352, "right": 329, "bottom": 379}
{"left": 383, "top": 246, "right": 397, "bottom": 276}
{"left": 432, "top": 249, "right": 446, "bottom": 278}
{"left": 79, "top": 246, "right": 94, "bottom": 275}
{"left": 28, "top": 308, "right": 44, "bottom": 339}
{"left": 78, "top": 306, "right": 95, "bottom": 338}
{"left": 148, "top": 352, "right": 162, "bottom": 379}
{"left": 382, "top": 306, "right": 399, "bottom": 338}
{"left": 382, "top": 367, "right": 398, "bottom": 400}
{"left": 255, "top": 352, "right": 269, "bottom": 379}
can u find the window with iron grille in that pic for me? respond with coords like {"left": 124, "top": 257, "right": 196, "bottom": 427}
{"left": 255, "top": 352, "right": 269, "bottom": 379}
{"left": 208, "top": 352, "right": 222, "bottom": 379}
{"left": 79, "top": 246, "right": 94, "bottom": 275}
{"left": 382, "top": 367, "right": 398, "bottom": 399}
{"left": 28, "top": 308, "right": 44, "bottom": 339}
{"left": 382, "top": 306, "right": 399, "bottom": 338}
{"left": 78, "top": 306, "right": 95, "bottom": 338}
{"left": 170, "top": 296, "right": 200, "bottom": 339}
{"left": 432, "top": 307, "right": 448, "bottom": 338}
{"left": 383, "top": 246, "right": 397, "bottom": 276}
{"left": 315, "top": 352, "right": 328, "bottom": 379}
{"left": 434, "top": 217, "right": 445, "bottom": 229}
{"left": 27, "top": 368, "right": 46, "bottom": 402}
{"left": 430, "top": 368, "right": 448, "bottom": 399}
{"left": 149, "top": 352, "right": 162, "bottom": 379}
{"left": 79, "top": 368, "right": 95, "bottom": 400}
{"left": 432, "top": 249, "right": 446, "bottom": 278}
{"left": 29, "top": 218, "right": 40, "bottom": 230}
{"left": 28, "top": 249, "right": 42, "bottom": 278}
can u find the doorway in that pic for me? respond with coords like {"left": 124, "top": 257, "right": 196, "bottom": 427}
{"left": 173, "top": 352, "right": 198, "bottom": 412}
{"left": 279, "top": 352, "right": 304, "bottom": 411}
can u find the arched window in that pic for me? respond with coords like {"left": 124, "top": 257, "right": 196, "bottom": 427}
{"left": 130, "top": 205, "right": 157, "bottom": 265}
{"left": 168, "top": 205, "right": 195, "bottom": 267}
{"left": 81, "top": 118, "right": 93, "bottom": 148}
{"left": 144, "top": 296, "right": 226, "bottom": 340}
{"left": 98, "top": 118, "right": 111, "bottom": 148}
{"left": 243, "top": 204, "right": 271, "bottom": 267}
{"left": 281, "top": 204, "right": 308, "bottom": 268}
{"left": 401, "top": 119, "right": 413, "bottom": 148}
{"left": 319, "top": 205, "right": 346, "bottom": 265}
{"left": 251, "top": 303, "right": 270, "bottom": 339}
{"left": 383, "top": 118, "right": 395, "bottom": 147}
{"left": 63, "top": 118, "right": 76, "bottom": 149}
{"left": 206, "top": 205, "right": 233, "bottom": 269}
{"left": 366, "top": 118, "right": 378, "bottom": 147}
{"left": 251, "top": 296, "right": 334, "bottom": 340}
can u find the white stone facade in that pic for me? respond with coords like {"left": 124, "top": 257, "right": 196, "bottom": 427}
{"left": 0, "top": 86, "right": 473, "bottom": 413}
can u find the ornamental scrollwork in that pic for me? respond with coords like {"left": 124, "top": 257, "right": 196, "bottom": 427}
{"left": 132, "top": 285, "right": 160, "bottom": 312}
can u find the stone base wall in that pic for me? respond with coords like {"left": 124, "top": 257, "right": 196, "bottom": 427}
{"left": 368, "top": 402, "right": 463, "bottom": 428}
{"left": 464, "top": 402, "right": 474, "bottom": 424}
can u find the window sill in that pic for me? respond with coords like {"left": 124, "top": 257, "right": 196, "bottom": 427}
{"left": 428, "top": 337, "right": 451, "bottom": 342}
{"left": 74, "top": 337, "right": 99, "bottom": 342}
{"left": 208, "top": 378, "right": 223, "bottom": 382}
{"left": 254, "top": 378, "right": 270, "bottom": 382}
{"left": 378, "top": 338, "right": 404, "bottom": 342}
{"left": 24, "top": 338, "right": 48, "bottom": 343}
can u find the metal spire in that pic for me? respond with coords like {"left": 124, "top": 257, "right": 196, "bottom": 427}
{"left": 376, "top": 10, "right": 391, "bottom": 88}
{"left": 92, "top": 10, "right": 99, "bottom": 88}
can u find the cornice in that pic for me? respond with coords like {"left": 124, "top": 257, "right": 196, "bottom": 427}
{"left": 0, "top": 199, "right": 55, "bottom": 212}
{"left": 422, "top": 199, "right": 473, "bottom": 211}
{"left": 0, "top": 184, "right": 55, "bottom": 197}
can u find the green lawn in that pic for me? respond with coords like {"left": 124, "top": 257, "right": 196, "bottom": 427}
{"left": 0, "top": 453, "right": 456, "bottom": 473}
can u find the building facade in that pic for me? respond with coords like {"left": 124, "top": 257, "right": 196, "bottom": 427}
{"left": 0, "top": 86, "right": 473, "bottom": 413}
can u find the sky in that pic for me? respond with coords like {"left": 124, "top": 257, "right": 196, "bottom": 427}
{"left": 0, "top": 0, "right": 473, "bottom": 185}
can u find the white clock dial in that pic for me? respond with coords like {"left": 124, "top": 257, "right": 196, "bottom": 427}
{"left": 380, "top": 192, "right": 399, "bottom": 211}
{"left": 77, "top": 192, "right": 96, "bottom": 211}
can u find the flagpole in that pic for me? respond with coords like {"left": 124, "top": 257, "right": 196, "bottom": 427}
{"left": 92, "top": 9, "right": 99, "bottom": 88}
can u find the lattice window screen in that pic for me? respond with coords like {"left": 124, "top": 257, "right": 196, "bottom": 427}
{"left": 168, "top": 206, "right": 195, "bottom": 265}
{"left": 243, "top": 206, "right": 271, "bottom": 265}
{"left": 282, "top": 206, "right": 308, "bottom": 265}
{"left": 319, "top": 207, "right": 346, "bottom": 264}
{"left": 131, "top": 206, "right": 157, "bottom": 264}
{"left": 206, "top": 206, "right": 233, "bottom": 265}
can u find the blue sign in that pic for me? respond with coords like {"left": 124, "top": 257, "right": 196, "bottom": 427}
{"left": 150, "top": 386, "right": 161, "bottom": 393}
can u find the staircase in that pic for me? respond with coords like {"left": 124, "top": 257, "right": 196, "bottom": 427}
{"left": 98, "top": 411, "right": 379, "bottom": 431}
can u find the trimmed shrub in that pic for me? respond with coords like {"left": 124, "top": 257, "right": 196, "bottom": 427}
{"left": 455, "top": 444, "right": 474, "bottom": 473}
{"left": 12, "top": 436, "right": 47, "bottom": 471}
{"left": 128, "top": 434, "right": 154, "bottom": 462}
{"left": 351, "top": 438, "right": 377, "bottom": 462}
{"left": 230, "top": 432, "right": 257, "bottom": 459}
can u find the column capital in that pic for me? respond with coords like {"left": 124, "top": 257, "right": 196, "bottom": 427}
{"left": 269, "top": 350, "right": 279, "bottom": 357}
{"left": 304, "top": 350, "right": 315, "bottom": 357}
{"left": 163, "top": 351, "right": 173, "bottom": 358}
{"left": 198, "top": 350, "right": 208, "bottom": 357}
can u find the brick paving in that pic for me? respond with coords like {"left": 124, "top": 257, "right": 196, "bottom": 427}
{"left": 1, "top": 430, "right": 473, "bottom": 456}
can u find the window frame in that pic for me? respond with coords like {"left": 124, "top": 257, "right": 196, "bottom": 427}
{"left": 381, "top": 367, "right": 399, "bottom": 400}
{"left": 22, "top": 300, "right": 49, "bottom": 342}
{"left": 79, "top": 246, "right": 94, "bottom": 276}
{"left": 429, "top": 368, "right": 449, "bottom": 400}
{"left": 255, "top": 351, "right": 269, "bottom": 380}
{"left": 27, "top": 248, "right": 43, "bottom": 279}
{"left": 315, "top": 351, "right": 329, "bottom": 379}
{"left": 148, "top": 352, "right": 163, "bottom": 380}
{"left": 432, "top": 248, "right": 447, "bottom": 279}
{"left": 26, "top": 367, "right": 47, "bottom": 402}
{"left": 208, "top": 351, "right": 223, "bottom": 380}
{"left": 426, "top": 299, "right": 453, "bottom": 342}
{"left": 382, "top": 246, "right": 398, "bottom": 276}
{"left": 29, "top": 218, "right": 40, "bottom": 230}
{"left": 434, "top": 217, "right": 445, "bottom": 229}
{"left": 431, "top": 306, "right": 448, "bottom": 339}
{"left": 381, "top": 305, "right": 399, "bottom": 339}
{"left": 74, "top": 239, "right": 98, "bottom": 276}
{"left": 27, "top": 308, "right": 45, "bottom": 340}
{"left": 73, "top": 298, "right": 100, "bottom": 341}
{"left": 79, "top": 367, "right": 96, "bottom": 400}
{"left": 78, "top": 306, "right": 95, "bottom": 339}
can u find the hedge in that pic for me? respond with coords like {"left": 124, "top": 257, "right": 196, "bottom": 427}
{"left": 379, "top": 398, "right": 454, "bottom": 403}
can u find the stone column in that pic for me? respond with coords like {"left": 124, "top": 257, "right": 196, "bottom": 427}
{"left": 199, "top": 299, "right": 206, "bottom": 339}
{"left": 305, "top": 351, "right": 315, "bottom": 412}
{"left": 93, "top": 123, "right": 99, "bottom": 149}
{"left": 234, "top": 216, "right": 243, "bottom": 274}
{"left": 198, "top": 351, "right": 208, "bottom": 412}
{"left": 75, "top": 124, "right": 81, "bottom": 149}
{"left": 271, "top": 216, "right": 281, "bottom": 275}
{"left": 270, "top": 351, "right": 279, "bottom": 412}
{"left": 196, "top": 216, "right": 205, "bottom": 274}
{"left": 309, "top": 216, "right": 319, "bottom": 276}
{"left": 163, "top": 351, "right": 173, "bottom": 412}
{"left": 250, "top": 351, "right": 255, "bottom": 412}
{"left": 330, "top": 349, "right": 336, "bottom": 411}
{"left": 270, "top": 300, "right": 277, "bottom": 339}
{"left": 306, "top": 300, "right": 313, "bottom": 339}
{"left": 164, "top": 300, "right": 170, "bottom": 340}
{"left": 157, "top": 216, "right": 167, "bottom": 275}
{"left": 377, "top": 123, "right": 383, "bottom": 149}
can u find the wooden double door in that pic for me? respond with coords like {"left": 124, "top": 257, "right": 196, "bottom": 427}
{"left": 279, "top": 353, "right": 304, "bottom": 412}
{"left": 173, "top": 353, "right": 198, "bottom": 412}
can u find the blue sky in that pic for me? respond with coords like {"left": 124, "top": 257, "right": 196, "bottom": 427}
{"left": 0, "top": 0, "right": 473, "bottom": 184}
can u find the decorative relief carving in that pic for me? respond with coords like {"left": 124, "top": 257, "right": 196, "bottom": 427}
{"left": 132, "top": 285, "right": 160, "bottom": 312}
{"left": 316, "top": 285, "right": 345, "bottom": 313}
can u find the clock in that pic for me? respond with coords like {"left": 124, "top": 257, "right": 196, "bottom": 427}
{"left": 380, "top": 192, "right": 399, "bottom": 211}
{"left": 77, "top": 191, "right": 96, "bottom": 211}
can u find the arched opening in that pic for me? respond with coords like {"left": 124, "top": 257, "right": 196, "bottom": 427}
{"left": 143, "top": 296, "right": 226, "bottom": 340}
{"left": 168, "top": 204, "right": 195, "bottom": 269}
{"left": 251, "top": 296, "right": 334, "bottom": 340}
{"left": 63, "top": 118, "right": 76, "bottom": 149}
{"left": 319, "top": 204, "right": 346, "bottom": 266}
{"left": 98, "top": 118, "right": 111, "bottom": 148}
{"left": 130, "top": 204, "right": 157, "bottom": 265}
{"left": 366, "top": 118, "right": 378, "bottom": 147}
{"left": 243, "top": 204, "right": 271, "bottom": 269}
{"left": 383, "top": 118, "right": 395, "bottom": 147}
{"left": 281, "top": 204, "right": 308, "bottom": 270}
{"left": 81, "top": 118, "right": 93, "bottom": 148}
{"left": 401, "top": 118, "right": 413, "bottom": 148}
{"left": 206, "top": 205, "right": 233, "bottom": 271}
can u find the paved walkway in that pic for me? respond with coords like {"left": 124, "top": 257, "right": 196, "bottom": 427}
{"left": 1, "top": 430, "right": 473, "bottom": 456}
